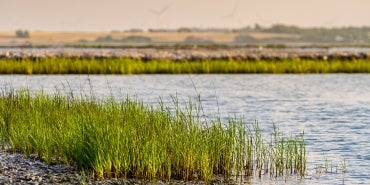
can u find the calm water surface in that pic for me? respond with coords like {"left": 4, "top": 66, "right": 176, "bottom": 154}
{"left": 1, "top": 74, "right": 369, "bottom": 184}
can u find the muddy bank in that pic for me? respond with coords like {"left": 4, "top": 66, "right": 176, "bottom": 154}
{"left": 0, "top": 47, "right": 369, "bottom": 61}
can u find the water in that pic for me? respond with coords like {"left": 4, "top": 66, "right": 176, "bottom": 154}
{"left": 1, "top": 74, "right": 369, "bottom": 184}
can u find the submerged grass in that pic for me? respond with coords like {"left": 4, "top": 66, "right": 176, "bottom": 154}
{"left": 0, "top": 90, "right": 307, "bottom": 183}
{"left": 0, "top": 57, "right": 369, "bottom": 74}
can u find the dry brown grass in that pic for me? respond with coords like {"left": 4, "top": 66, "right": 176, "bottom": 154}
{"left": 0, "top": 31, "right": 297, "bottom": 46}
{"left": 248, "top": 32, "right": 300, "bottom": 39}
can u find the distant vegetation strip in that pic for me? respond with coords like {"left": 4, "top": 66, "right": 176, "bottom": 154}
{"left": 0, "top": 90, "right": 307, "bottom": 182}
{"left": 0, "top": 58, "right": 370, "bottom": 74}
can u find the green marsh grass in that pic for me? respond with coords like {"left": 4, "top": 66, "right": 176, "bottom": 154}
{"left": 314, "top": 158, "right": 347, "bottom": 177}
{"left": 0, "top": 90, "right": 307, "bottom": 182}
{"left": 0, "top": 57, "right": 369, "bottom": 74}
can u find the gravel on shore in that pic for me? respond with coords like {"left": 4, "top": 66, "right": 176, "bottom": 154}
{"left": 0, "top": 148, "right": 87, "bottom": 185}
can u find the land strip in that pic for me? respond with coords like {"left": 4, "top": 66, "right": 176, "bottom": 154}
{"left": 0, "top": 47, "right": 369, "bottom": 61}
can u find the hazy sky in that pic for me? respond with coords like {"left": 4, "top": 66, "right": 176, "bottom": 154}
{"left": 1, "top": 0, "right": 370, "bottom": 31}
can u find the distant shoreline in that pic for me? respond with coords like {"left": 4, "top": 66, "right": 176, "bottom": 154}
{"left": 1, "top": 26, "right": 370, "bottom": 49}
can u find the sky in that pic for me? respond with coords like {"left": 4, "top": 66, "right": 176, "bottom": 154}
{"left": 1, "top": 0, "right": 370, "bottom": 31}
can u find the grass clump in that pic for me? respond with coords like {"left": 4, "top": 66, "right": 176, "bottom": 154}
{"left": 0, "top": 57, "right": 369, "bottom": 74}
{"left": 0, "top": 90, "right": 307, "bottom": 183}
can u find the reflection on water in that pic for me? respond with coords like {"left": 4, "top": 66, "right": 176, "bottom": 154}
{"left": 1, "top": 74, "right": 370, "bottom": 184}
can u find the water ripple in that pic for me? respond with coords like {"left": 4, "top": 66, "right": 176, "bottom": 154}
{"left": 1, "top": 74, "right": 370, "bottom": 184}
